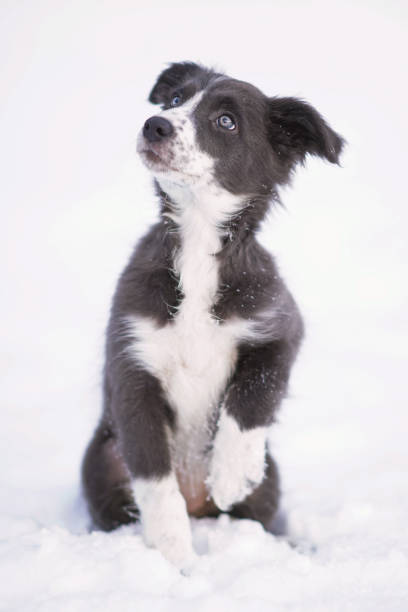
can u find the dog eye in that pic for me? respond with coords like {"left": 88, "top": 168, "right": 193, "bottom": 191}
{"left": 170, "top": 94, "right": 182, "bottom": 107}
{"left": 216, "top": 114, "right": 236, "bottom": 131}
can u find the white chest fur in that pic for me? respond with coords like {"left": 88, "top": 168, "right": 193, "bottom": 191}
{"left": 125, "top": 308, "right": 244, "bottom": 452}
{"left": 124, "top": 188, "right": 252, "bottom": 497}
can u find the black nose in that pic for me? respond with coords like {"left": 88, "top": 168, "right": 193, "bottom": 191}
{"left": 143, "top": 116, "right": 173, "bottom": 143}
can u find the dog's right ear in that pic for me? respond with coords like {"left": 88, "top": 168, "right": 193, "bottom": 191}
{"left": 148, "top": 62, "right": 203, "bottom": 105}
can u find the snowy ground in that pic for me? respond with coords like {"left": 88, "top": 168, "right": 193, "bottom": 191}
{"left": 1, "top": 1, "right": 408, "bottom": 610}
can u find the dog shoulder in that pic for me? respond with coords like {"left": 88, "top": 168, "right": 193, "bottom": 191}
{"left": 111, "top": 221, "right": 178, "bottom": 325}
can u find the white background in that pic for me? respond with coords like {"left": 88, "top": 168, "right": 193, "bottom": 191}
{"left": 1, "top": 1, "right": 407, "bottom": 610}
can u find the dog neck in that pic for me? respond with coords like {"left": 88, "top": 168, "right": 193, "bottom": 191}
{"left": 155, "top": 177, "right": 272, "bottom": 253}
{"left": 155, "top": 177, "right": 246, "bottom": 311}
{"left": 157, "top": 177, "right": 244, "bottom": 226}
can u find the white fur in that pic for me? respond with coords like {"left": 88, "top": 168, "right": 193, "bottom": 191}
{"left": 137, "top": 91, "right": 215, "bottom": 187}
{"left": 207, "top": 410, "right": 267, "bottom": 511}
{"left": 132, "top": 473, "right": 196, "bottom": 571}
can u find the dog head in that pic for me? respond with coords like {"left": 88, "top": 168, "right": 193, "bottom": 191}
{"left": 137, "top": 62, "right": 344, "bottom": 199}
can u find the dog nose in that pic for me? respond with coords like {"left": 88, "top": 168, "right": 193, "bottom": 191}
{"left": 143, "top": 116, "right": 174, "bottom": 143}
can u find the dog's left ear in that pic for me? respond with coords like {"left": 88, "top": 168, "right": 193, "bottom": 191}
{"left": 148, "top": 62, "right": 203, "bottom": 105}
{"left": 268, "top": 97, "right": 345, "bottom": 166}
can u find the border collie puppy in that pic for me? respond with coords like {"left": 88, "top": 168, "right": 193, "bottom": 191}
{"left": 82, "top": 62, "right": 344, "bottom": 571}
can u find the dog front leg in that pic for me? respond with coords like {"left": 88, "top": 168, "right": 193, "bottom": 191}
{"left": 207, "top": 339, "right": 297, "bottom": 511}
{"left": 111, "top": 369, "right": 195, "bottom": 571}
{"left": 132, "top": 472, "right": 195, "bottom": 572}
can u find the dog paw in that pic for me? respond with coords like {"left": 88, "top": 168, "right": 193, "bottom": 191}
{"left": 144, "top": 524, "right": 196, "bottom": 571}
{"left": 133, "top": 474, "right": 195, "bottom": 570}
{"left": 207, "top": 412, "right": 267, "bottom": 511}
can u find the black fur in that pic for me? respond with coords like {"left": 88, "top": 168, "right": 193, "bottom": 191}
{"left": 82, "top": 62, "right": 344, "bottom": 536}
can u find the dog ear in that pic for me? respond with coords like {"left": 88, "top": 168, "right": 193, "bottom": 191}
{"left": 268, "top": 97, "right": 345, "bottom": 166}
{"left": 148, "top": 62, "right": 203, "bottom": 104}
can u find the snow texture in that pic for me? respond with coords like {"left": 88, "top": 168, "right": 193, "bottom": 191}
{"left": 1, "top": 1, "right": 408, "bottom": 610}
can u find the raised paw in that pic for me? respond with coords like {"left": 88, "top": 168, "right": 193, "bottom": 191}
{"left": 206, "top": 412, "right": 267, "bottom": 511}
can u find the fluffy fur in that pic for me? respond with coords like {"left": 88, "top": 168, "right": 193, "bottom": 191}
{"left": 82, "top": 61, "right": 344, "bottom": 570}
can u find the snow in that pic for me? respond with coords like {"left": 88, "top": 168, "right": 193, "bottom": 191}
{"left": 1, "top": 1, "right": 408, "bottom": 610}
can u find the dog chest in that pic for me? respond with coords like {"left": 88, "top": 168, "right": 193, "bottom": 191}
{"left": 124, "top": 305, "right": 251, "bottom": 512}
{"left": 125, "top": 310, "right": 241, "bottom": 433}
{"left": 123, "top": 197, "right": 257, "bottom": 499}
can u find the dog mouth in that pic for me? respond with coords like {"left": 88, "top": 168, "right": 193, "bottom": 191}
{"left": 137, "top": 134, "right": 178, "bottom": 173}
{"left": 139, "top": 147, "right": 183, "bottom": 175}
{"left": 141, "top": 149, "right": 165, "bottom": 165}
{"left": 137, "top": 136, "right": 202, "bottom": 181}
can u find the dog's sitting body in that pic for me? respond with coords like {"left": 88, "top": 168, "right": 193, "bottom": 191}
{"left": 82, "top": 62, "right": 344, "bottom": 570}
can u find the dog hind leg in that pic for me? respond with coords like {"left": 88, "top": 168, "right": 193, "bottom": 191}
{"left": 81, "top": 423, "right": 138, "bottom": 531}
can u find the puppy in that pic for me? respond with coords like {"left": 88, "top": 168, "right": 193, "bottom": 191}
{"left": 82, "top": 62, "right": 344, "bottom": 570}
